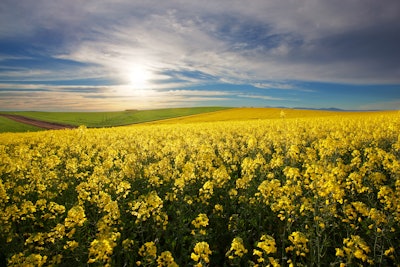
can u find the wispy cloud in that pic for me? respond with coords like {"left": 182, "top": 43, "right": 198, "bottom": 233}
{"left": 238, "top": 94, "right": 290, "bottom": 101}
{"left": 0, "top": 82, "right": 226, "bottom": 111}
{"left": 251, "top": 82, "right": 314, "bottom": 92}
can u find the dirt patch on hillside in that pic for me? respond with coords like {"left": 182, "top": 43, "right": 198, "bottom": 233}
{"left": 0, "top": 114, "right": 77, "bottom": 130}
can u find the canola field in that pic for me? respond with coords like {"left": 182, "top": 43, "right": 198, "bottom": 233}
{"left": 0, "top": 110, "right": 399, "bottom": 266}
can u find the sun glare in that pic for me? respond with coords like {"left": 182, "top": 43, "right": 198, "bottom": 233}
{"left": 127, "top": 65, "right": 152, "bottom": 89}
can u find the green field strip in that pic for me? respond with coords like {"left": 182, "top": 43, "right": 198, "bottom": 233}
{"left": 0, "top": 107, "right": 231, "bottom": 128}
{"left": 0, "top": 116, "right": 43, "bottom": 133}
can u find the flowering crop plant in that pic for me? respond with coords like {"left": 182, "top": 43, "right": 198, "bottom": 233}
{"left": 0, "top": 110, "right": 399, "bottom": 266}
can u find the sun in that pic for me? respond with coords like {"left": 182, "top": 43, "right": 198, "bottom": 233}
{"left": 127, "top": 65, "right": 152, "bottom": 89}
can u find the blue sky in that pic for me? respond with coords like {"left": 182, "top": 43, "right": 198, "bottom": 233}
{"left": 0, "top": 0, "right": 399, "bottom": 111}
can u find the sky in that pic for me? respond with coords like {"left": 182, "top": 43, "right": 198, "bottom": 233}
{"left": 0, "top": 0, "right": 400, "bottom": 111}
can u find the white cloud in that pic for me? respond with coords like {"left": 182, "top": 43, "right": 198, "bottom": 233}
{"left": 3, "top": 0, "right": 400, "bottom": 85}
{"left": 1, "top": 0, "right": 400, "bottom": 110}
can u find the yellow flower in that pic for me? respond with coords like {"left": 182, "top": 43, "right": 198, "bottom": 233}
{"left": 0, "top": 179, "right": 9, "bottom": 203}
{"left": 253, "top": 249, "right": 264, "bottom": 262}
{"left": 341, "top": 235, "right": 370, "bottom": 262}
{"left": 384, "top": 247, "right": 394, "bottom": 256}
{"left": 157, "top": 251, "right": 178, "bottom": 267}
{"left": 191, "top": 242, "right": 212, "bottom": 264}
{"left": 130, "top": 191, "right": 165, "bottom": 224}
{"left": 139, "top": 241, "right": 157, "bottom": 263}
{"left": 191, "top": 213, "right": 209, "bottom": 228}
{"left": 64, "top": 205, "right": 86, "bottom": 229}
{"left": 286, "top": 231, "right": 309, "bottom": 257}
{"left": 268, "top": 256, "right": 281, "bottom": 267}
{"left": 199, "top": 181, "right": 214, "bottom": 203}
{"left": 257, "top": 235, "right": 277, "bottom": 255}
{"left": 88, "top": 239, "right": 114, "bottom": 264}
{"left": 8, "top": 253, "right": 48, "bottom": 267}
{"left": 336, "top": 248, "right": 345, "bottom": 257}
{"left": 63, "top": 240, "right": 79, "bottom": 251}
{"left": 229, "top": 188, "right": 238, "bottom": 198}
{"left": 226, "top": 237, "right": 248, "bottom": 259}
{"left": 213, "top": 204, "right": 224, "bottom": 214}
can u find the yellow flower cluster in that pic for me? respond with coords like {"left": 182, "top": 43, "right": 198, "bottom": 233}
{"left": 253, "top": 234, "right": 278, "bottom": 266}
{"left": 156, "top": 251, "right": 178, "bottom": 267}
{"left": 191, "top": 213, "right": 209, "bottom": 236}
{"left": 130, "top": 190, "right": 167, "bottom": 228}
{"left": 226, "top": 237, "right": 248, "bottom": 260}
{"left": 257, "top": 235, "right": 277, "bottom": 254}
{"left": 191, "top": 241, "right": 212, "bottom": 266}
{"left": 138, "top": 241, "right": 157, "bottom": 265}
{"left": 286, "top": 231, "right": 309, "bottom": 257}
{"left": 336, "top": 235, "right": 373, "bottom": 265}
{"left": 1, "top": 110, "right": 399, "bottom": 266}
